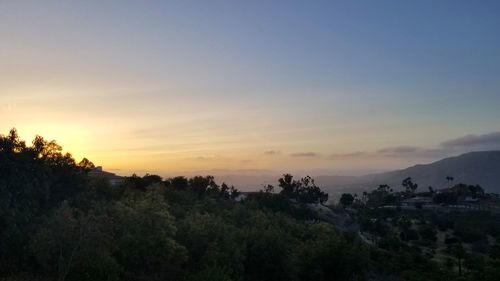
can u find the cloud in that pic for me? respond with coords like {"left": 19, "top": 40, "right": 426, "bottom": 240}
{"left": 376, "top": 146, "right": 453, "bottom": 159}
{"left": 290, "top": 152, "right": 318, "bottom": 157}
{"left": 377, "top": 146, "right": 421, "bottom": 154}
{"left": 195, "top": 156, "right": 222, "bottom": 161}
{"left": 441, "top": 131, "right": 500, "bottom": 149}
{"left": 264, "top": 150, "right": 279, "bottom": 156}
{"left": 324, "top": 131, "right": 500, "bottom": 163}
{"left": 330, "top": 151, "right": 367, "bottom": 158}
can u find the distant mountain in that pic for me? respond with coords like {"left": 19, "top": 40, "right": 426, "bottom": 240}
{"left": 317, "top": 151, "right": 500, "bottom": 195}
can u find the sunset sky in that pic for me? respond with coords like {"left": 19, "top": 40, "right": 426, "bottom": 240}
{"left": 1, "top": 1, "right": 500, "bottom": 177}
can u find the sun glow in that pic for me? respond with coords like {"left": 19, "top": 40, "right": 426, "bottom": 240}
{"left": 12, "top": 123, "right": 91, "bottom": 162}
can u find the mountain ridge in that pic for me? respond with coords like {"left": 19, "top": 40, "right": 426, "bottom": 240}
{"left": 316, "top": 151, "right": 500, "bottom": 195}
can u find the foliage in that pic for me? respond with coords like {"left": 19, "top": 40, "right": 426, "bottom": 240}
{"left": 339, "top": 193, "right": 355, "bottom": 207}
{"left": 3, "top": 129, "right": 500, "bottom": 281}
{"left": 277, "top": 174, "right": 328, "bottom": 204}
{"left": 402, "top": 177, "right": 418, "bottom": 194}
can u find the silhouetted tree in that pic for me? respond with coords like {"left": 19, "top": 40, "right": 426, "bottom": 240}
{"left": 278, "top": 174, "right": 328, "bottom": 204}
{"left": 170, "top": 176, "right": 188, "bottom": 189}
{"left": 339, "top": 193, "right": 354, "bottom": 207}
{"left": 189, "top": 175, "right": 218, "bottom": 197}
{"left": 446, "top": 176, "right": 454, "bottom": 188}
{"left": 451, "top": 243, "right": 466, "bottom": 276}
{"left": 78, "top": 158, "right": 95, "bottom": 171}
{"left": 402, "top": 177, "right": 418, "bottom": 195}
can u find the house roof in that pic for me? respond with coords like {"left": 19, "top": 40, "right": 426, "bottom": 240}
{"left": 402, "top": 196, "right": 433, "bottom": 203}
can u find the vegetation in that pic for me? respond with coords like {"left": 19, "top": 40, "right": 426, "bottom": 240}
{"left": 0, "top": 130, "right": 362, "bottom": 281}
{"left": 2, "top": 129, "right": 500, "bottom": 281}
{"left": 344, "top": 176, "right": 500, "bottom": 281}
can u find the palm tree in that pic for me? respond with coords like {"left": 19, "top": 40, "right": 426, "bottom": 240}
{"left": 446, "top": 176, "right": 454, "bottom": 188}
{"left": 451, "top": 243, "right": 465, "bottom": 276}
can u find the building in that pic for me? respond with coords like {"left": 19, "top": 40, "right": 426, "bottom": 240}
{"left": 88, "top": 166, "right": 124, "bottom": 186}
{"left": 401, "top": 196, "right": 433, "bottom": 208}
{"left": 233, "top": 191, "right": 261, "bottom": 202}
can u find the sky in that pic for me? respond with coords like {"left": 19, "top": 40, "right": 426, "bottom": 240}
{"left": 1, "top": 0, "right": 500, "bottom": 178}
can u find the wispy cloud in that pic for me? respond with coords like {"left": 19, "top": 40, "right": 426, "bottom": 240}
{"left": 377, "top": 146, "right": 421, "bottom": 155}
{"left": 264, "top": 150, "right": 280, "bottom": 156}
{"left": 290, "top": 152, "right": 318, "bottom": 157}
{"left": 328, "top": 131, "right": 500, "bottom": 162}
{"left": 195, "top": 156, "right": 224, "bottom": 161}
{"left": 441, "top": 132, "right": 500, "bottom": 149}
{"left": 330, "top": 151, "right": 367, "bottom": 158}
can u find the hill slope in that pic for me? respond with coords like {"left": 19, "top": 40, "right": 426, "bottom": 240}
{"left": 317, "top": 151, "right": 500, "bottom": 194}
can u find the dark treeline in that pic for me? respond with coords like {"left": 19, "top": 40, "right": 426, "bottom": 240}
{"left": 0, "top": 129, "right": 365, "bottom": 281}
{"left": 3, "top": 129, "right": 499, "bottom": 281}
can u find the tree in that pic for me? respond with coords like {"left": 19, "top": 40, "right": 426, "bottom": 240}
{"left": 419, "top": 225, "right": 437, "bottom": 242}
{"left": 243, "top": 224, "right": 292, "bottom": 281}
{"left": 262, "top": 184, "right": 274, "bottom": 193}
{"left": 112, "top": 190, "right": 187, "bottom": 280}
{"left": 170, "top": 176, "right": 188, "bottom": 189}
{"left": 295, "top": 224, "right": 367, "bottom": 281}
{"left": 126, "top": 173, "right": 163, "bottom": 190}
{"left": 339, "top": 193, "right": 354, "bottom": 207}
{"left": 446, "top": 176, "right": 454, "bottom": 188}
{"left": 433, "top": 192, "right": 458, "bottom": 205}
{"left": 489, "top": 244, "right": 500, "bottom": 260}
{"left": 484, "top": 259, "right": 500, "bottom": 281}
{"left": 185, "top": 266, "right": 233, "bottom": 281}
{"left": 176, "top": 213, "right": 245, "bottom": 279}
{"left": 450, "top": 243, "right": 466, "bottom": 276}
{"left": 278, "top": 174, "right": 296, "bottom": 198}
{"left": 377, "top": 184, "right": 391, "bottom": 193}
{"left": 0, "top": 128, "right": 26, "bottom": 153}
{"left": 0, "top": 129, "right": 89, "bottom": 274}
{"left": 469, "top": 184, "right": 485, "bottom": 198}
{"left": 189, "top": 175, "right": 218, "bottom": 197}
{"left": 278, "top": 174, "right": 328, "bottom": 204}
{"left": 229, "top": 185, "right": 240, "bottom": 199}
{"left": 398, "top": 216, "right": 413, "bottom": 241}
{"left": 402, "top": 177, "right": 418, "bottom": 195}
{"left": 30, "top": 203, "right": 120, "bottom": 281}
{"left": 78, "top": 158, "right": 95, "bottom": 171}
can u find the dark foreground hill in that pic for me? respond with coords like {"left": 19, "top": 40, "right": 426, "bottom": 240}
{"left": 317, "top": 151, "right": 500, "bottom": 195}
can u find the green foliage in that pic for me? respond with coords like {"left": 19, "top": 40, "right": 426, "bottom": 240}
{"left": 125, "top": 173, "right": 163, "bottom": 190}
{"left": 4, "top": 129, "right": 500, "bottom": 281}
{"left": 339, "top": 193, "right": 355, "bottom": 207}
{"left": 419, "top": 225, "right": 437, "bottom": 242}
{"left": 176, "top": 212, "right": 244, "bottom": 277}
{"left": 489, "top": 244, "right": 500, "bottom": 260}
{"left": 169, "top": 176, "right": 188, "bottom": 189}
{"left": 402, "top": 177, "right": 418, "bottom": 194}
{"left": 184, "top": 266, "right": 234, "bottom": 281}
{"left": 30, "top": 203, "right": 120, "bottom": 281}
{"left": 277, "top": 174, "right": 328, "bottom": 204}
{"left": 484, "top": 259, "right": 500, "bottom": 281}
{"left": 0, "top": 129, "right": 89, "bottom": 274}
{"left": 295, "top": 224, "right": 367, "bottom": 281}
{"left": 112, "top": 188, "right": 187, "bottom": 280}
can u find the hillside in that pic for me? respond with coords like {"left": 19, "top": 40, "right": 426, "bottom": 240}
{"left": 317, "top": 151, "right": 500, "bottom": 195}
